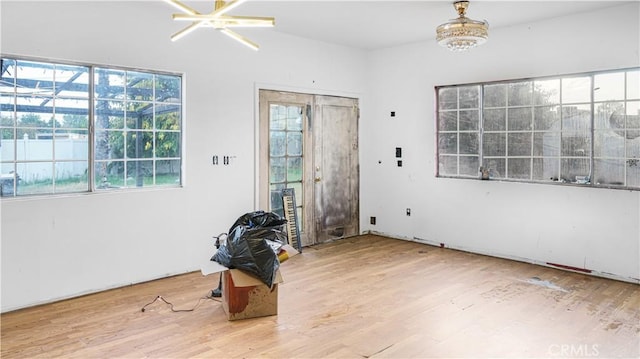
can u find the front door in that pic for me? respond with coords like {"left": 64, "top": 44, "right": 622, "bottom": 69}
{"left": 258, "top": 90, "right": 359, "bottom": 246}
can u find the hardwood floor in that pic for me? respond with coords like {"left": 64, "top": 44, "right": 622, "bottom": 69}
{"left": 2, "top": 235, "right": 639, "bottom": 358}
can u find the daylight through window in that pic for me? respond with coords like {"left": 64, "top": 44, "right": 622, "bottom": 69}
{"left": 436, "top": 68, "right": 640, "bottom": 190}
{"left": 0, "top": 57, "right": 183, "bottom": 197}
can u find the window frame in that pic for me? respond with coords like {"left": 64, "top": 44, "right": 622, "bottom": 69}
{"left": 0, "top": 55, "right": 184, "bottom": 198}
{"left": 436, "top": 67, "right": 640, "bottom": 191}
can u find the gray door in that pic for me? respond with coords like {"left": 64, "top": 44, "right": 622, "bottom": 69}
{"left": 259, "top": 90, "right": 359, "bottom": 245}
{"left": 313, "top": 95, "right": 359, "bottom": 243}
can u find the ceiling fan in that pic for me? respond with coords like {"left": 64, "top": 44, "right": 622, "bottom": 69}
{"left": 163, "top": 0, "right": 275, "bottom": 50}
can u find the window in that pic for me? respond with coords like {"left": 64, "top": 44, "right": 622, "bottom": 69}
{"left": 0, "top": 57, "right": 182, "bottom": 197}
{"left": 436, "top": 68, "right": 640, "bottom": 190}
{"left": 268, "top": 103, "right": 304, "bottom": 223}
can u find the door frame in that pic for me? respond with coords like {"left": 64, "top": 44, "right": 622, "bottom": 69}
{"left": 254, "top": 84, "right": 361, "bottom": 245}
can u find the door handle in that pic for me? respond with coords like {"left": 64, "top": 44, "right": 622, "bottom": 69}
{"left": 314, "top": 177, "right": 321, "bottom": 182}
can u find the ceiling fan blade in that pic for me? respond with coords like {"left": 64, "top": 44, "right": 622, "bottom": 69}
{"left": 219, "top": 28, "right": 259, "bottom": 51}
{"left": 171, "top": 22, "right": 204, "bottom": 42}
{"left": 163, "top": 0, "right": 199, "bottom": 15}
{"left": 211, "top": 0, "right": 248, "bottom": 17}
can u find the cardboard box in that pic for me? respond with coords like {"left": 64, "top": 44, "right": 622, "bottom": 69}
{"left": 201, "top": 257, "right": 288, "bottom": 321}
{"left": 221, "top": 269, "right": 283, "bottom": 321}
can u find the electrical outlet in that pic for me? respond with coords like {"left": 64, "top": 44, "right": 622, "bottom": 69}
{"left": 370, "top": 216, "right": 376, "bottom": 225}
{"left": 406, "top": 208, "right": 411, "bottom": 216}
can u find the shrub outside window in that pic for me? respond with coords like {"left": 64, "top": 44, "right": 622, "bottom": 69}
{"left": 436, "top": 68, "right": 640, "bottom": 190}
{"left": 0, "top": 57, "right": 183, "bottom": 197}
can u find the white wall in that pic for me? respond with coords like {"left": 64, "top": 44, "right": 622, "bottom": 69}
{"left": 0, "top": 1, "right": 367, "bottom": 312}
{"left": 360, "top": 3, "right": 640, "bottom": 283}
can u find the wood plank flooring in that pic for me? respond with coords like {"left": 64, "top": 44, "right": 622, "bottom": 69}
{"left": 2, "top": 235, "right": 639, "bottom": 358}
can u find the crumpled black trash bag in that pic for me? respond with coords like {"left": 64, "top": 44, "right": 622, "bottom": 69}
{"left": 212, "top": 211, "right": 287, "bottom": 287}
{"left": 227, "top": 210, "right": 287, "bottom": 234}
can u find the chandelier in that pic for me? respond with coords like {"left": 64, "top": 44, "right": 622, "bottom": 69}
{"left": 164, "top": 0, "right": 275, "bottom": 51}
{"left": 436, "top": 1, "right": 488, "bottom": 51}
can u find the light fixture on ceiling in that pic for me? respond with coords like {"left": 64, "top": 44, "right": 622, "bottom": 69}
{"left": 436, "top": 1, "right": 488, "bottom": 52}
{"left": 164, "top": 0, "right": 275, "bottom": 51}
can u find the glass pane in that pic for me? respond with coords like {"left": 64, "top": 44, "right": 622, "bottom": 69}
{"left": 562, "top": 104, "right": 591, "bottom": 131}
{"left": 286, "top": 132, "right": 302, "bottom": 156}
{"left": 270, "top": 105, "right": 286, "bottom": 130}
{"left": 508, "top": 82, "right": 532, "bottom": 106}
{"left": 459, "top": 156, "right": 479, "bottom": 176}
{"left": 127, "top": 71, "right": 154, "bottom": 101}
{"left": 627, "top": 101, "right": 640, "bottom": 128}
{"left": 126, "top": 160, "right": 153, "bottom": 187}
{"left": 95, "top": 68, "right": 125, "bottom": 100}
{"left": 627, "top": 164, "right": 640, "bottom": 187}
{"left": 562, "top": 76, "right": 591, "bottom": 104}
{"left": 54, "top": 161, "right": 89, "bottom": 193}
{"left": 287, "top": 107, "right": 303, "bottom": 130}
{"left": 94, "top": 130, "right": 124, "bottom": 160}
{"left": 17, "top": 109, "right": 51, "bottom": 129}
{"left": 156, "top": 131, "right": 181, "bottom": 158}
{"left": 286, "top": 157, "right": 302, "bottom": 182}
{"left": 156, "top": 159, "right": 181, "bottom": 185}
{"left": 0, "top": 171, "right": 18, "bottom": 197}
{"left": 270, "top": 157, "right": 285, "bottom": 183}
{"left": 438, "top": 133, "right": 457, "bottom": 154}
{"left": 126, "top": 102, "right": 153, "bottom": 129}
{"left": 54, "top": 130, "right": 89, "bottom": 160}
{"left": 533, "top": 158, "right": 559, "bottom": 181}
{"left": 483, "top": 133, "right": 506, "bottom": 156}
{"left": 595, "top": 101, "right": 624, "bottom": 130}
{"left": 438, "top": 155, "right": 457, "bottom": 175}
{"left": 459, "top": 133, "right": 479, "bottom": 154}
{"left": 627, "top": 70, "right": 639, "bottom": 100}
{"left": 533, "top": 132, "right": 560, "bottom": 157}
{"left": 593, "top": 158, "right": 625, "bottom": 186}
{"left": 561, "top": 132, "right": 590, "bottom": 157}
{"left": 290, "top": 182, "right": 303, "bottom": 203}
{"left": 438, "top": 111, "right": 457, "bottom": 131}
{"left": 16, "top": 162, "right": 53, "bottom": 195}
{"left": 270, "top": 188, "right": 285, "bottom": 216}
{"left": 483, "top": 84, "right": 506, "bottom": 107}
{"left": 19, "top": 132, "right": 53, "bottom": 161}
{"left": 483, "top": 108, "right": 506, "bottom": 131}
{"left": 508, "top": 107, "right": 532, "bottom": 131}
{"left": 507, "top": 158, "right": 531, "bottom": 179}
{"left": 95, "top": 100, "right": 125, "bottom": 130}
{"left": 95, "top": 161, "right": 123, "bottom": 188}
{"left": 438, "top": 87, "right": 457, "bottom": 110}
{"left": 534, "top": 106, "right": 560, "bottom": 130}
{"left": 459, "top": 110, "right": 479, "bottom": 130}
{"left": 459, "top": 86, "right": 479, "bottom": 109}
{"left": 270, "top": 131, "right": 286, "bottom": 157}
{"left": 560, "top": 158, "right": 590, "bottom": 183}
{"left": 483, "top": 158, "right": 505, "bottom": 179}
{"left": 508, "top": 133, "right": 532, "bottom": 156}
{"left": 594, "top": 130, "right": 624, "bottom": 158}
{"left": 534, "top": 79, "right": 560, "bottom": 105}
{"left": 155, "top": 106, "right": 181, "bottom": 130}
{"left": 126, "top": 131, "right": 153, "bottom": 159}
{"left": 155, "top": 74, "right": 181, "bottom": 102}
{"left": 1, "top": 131, "right": 15, "bottom": 162}
{"left": 594, "top": 72, "right": 624, "bottom": 102}
{"left": 628, "top": 135, "right": 640, "bottom": 157}
{"left": 54, "top": 65, "right": 89, "bottom": 99}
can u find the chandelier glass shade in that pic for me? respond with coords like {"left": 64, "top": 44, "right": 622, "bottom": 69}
{"left": 436, "top": 1, "right": 488, "bottom": 51}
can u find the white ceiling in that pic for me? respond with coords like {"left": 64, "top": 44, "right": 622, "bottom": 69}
{"left": 193, "top": 0, "right": 630, "bottom": 50}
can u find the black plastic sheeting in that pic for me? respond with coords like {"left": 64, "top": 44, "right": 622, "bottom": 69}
{"left": 212, "top": 211, "right": 287, "bottom": 288}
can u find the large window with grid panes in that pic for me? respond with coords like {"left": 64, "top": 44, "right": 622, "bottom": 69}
{"left": 436, "top": 68, "right": 639, "bottom": 190}
{"left": 0, "top": 57, "right": 183, "bottom": 197}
